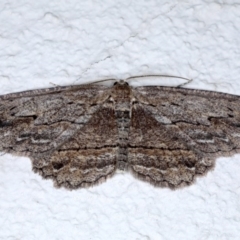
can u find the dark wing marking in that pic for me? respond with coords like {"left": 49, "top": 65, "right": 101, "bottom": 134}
{"left": 129, "top": 86, "right": 240, "bottom": 188}
{"left": 0, "top": 85, "right": 118, "bottom": 189}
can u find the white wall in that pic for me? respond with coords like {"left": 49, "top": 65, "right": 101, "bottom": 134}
{"left": 0, "top": 1, "right": 240, "bottom": 239}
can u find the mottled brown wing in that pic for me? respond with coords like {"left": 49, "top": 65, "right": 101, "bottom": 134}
{"left": 129, "top": 86, "right": 240, "bottom": 189}
{"left": 0, "top": 85, "right": 118, "bottom": 189}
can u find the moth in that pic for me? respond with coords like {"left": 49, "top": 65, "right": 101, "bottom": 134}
{"left": 0, "top": 79, "right": 240, "bottom": 189}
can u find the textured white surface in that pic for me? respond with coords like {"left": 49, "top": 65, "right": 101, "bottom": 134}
{"left": 0, "top": 1, "right": 240, "bottom": 239}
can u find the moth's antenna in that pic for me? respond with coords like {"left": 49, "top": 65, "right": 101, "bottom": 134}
{"left": 84, "top": 78, "right": 117, "bottom": 85}
{"left": 72, "top": 78, "right": 118, "bottom": 86}
{"left": 125, "top": 75, "right": 193, "bottom": 87}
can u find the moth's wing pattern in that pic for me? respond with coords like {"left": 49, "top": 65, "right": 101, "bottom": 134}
{"left": 129, "top": 86, "right": 240, "bottom": 188}
{"left": 0, "top": 85, "right": 118, "bottom": 189}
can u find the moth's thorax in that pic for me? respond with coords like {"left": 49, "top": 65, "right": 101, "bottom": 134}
{"left": 112, "top": 82, "right": 132, "bottom": 111}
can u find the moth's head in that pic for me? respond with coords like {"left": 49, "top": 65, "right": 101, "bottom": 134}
{"left": 114, "top": 80, "right": 129, "bottom": 86}
{"left": 112, "top": 80, "right": 131, "bottom": 98}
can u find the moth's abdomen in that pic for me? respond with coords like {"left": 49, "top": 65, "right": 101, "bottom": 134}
{"left": 116, "top": 110, "right": 131, "bottom": 170}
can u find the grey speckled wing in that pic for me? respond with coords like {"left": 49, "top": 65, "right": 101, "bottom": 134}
{"left": 129, "top": 86, "right": 240, "bottom": 188}
{"left": 0, "top": 85, "right": 118, "bottom": 189}
{"left": 1, "top": 81, "right": 240, "bottom": 189}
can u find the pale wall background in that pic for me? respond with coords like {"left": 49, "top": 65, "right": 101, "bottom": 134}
{"left": 0, "top": 1, "right": 240, "bottom": 239}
